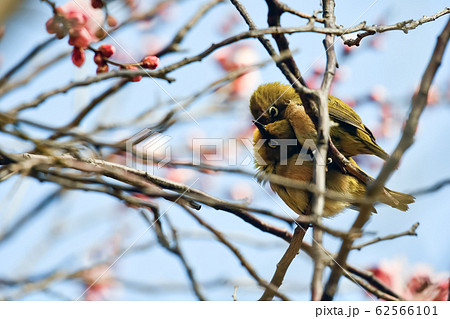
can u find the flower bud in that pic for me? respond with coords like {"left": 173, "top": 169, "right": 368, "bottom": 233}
{"left": 141, "top": 55, "right": 159, "bottom": 69}
{"left": 72, "top": 47, "right": 85, "bottom": 67}
{"left": 94, "top": 52, "right": 104, "bottom": 65}
{"left": 98, "top": 44, "right": 116, "bottom": 58}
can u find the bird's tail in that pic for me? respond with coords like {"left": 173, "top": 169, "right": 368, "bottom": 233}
{"left": 381, "top": 188, "right": 415, "bottom": 212}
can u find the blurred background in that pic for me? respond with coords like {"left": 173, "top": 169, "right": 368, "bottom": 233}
{"left": 0, "top": 0, "right": 449, "bottom": 300}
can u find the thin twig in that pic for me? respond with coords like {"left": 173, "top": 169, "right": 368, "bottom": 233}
{"left": 49, "top": 80, "right": 129, "bottom": 140}
{"left": 9, "top": 69, "right": 173, "bottom": 114}
{"left": 346, "top": 265, "right": 403, "bottom": 300}
{"left": 410, "top": 178, "right": 450, "bottom": 196}
{"left": 156, "top": 0, "right": 224, "bottom": 57}
{"left": 282, "top": 5, "right": 325, "bottom": 24}
{"left": 140, "top": 211, "right": 207, "bottom": 300}
{"left": 0, "top": 240, "right": 158, "bottom": 300}
{"left": 343, "top": 8, "right": 450, "bottom": 46}
{"left": 342, "top": 273, "right": 400, "bottom": 301}
{"left": 0, "top": 153, "right": 401, "bottom": 301}
{"left": 0, "top": 37, "right": 57, "bottom": 88}
{"left": 352, "top": 222, "right": 419, "bottom": 251}
{"left": 0, "top": 152, "right": 299, "bottom": 235}
{"left": 0, "top": 189, "right": 63, "bottom": 246}
{"left": 0, "top": 51, "right": 70, "bottom": 98}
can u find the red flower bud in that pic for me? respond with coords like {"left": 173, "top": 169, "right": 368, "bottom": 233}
{"left": 98, "top": 44, "right": 116, "bottom": 58}
{"left": 72, "top": 47, "right": 85, "bottom": 67}
{"left": 141, "top": 55, "right": 159, "bottom": 69}
{"left": 94, "top": 52, "right": 104, "bottom": 65}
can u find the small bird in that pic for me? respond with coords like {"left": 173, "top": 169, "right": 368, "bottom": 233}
{"left": 253, "top": 119, "right": 414, "bottom": 217}
{"left": 250, "top": 82, "right": 390, "bottom": 160}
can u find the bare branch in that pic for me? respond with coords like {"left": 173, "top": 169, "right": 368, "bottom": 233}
{"left": 259, "top": 224, "right": 309, "bottom": 300}
{"left": 277, "top": 2, "right": 325, "bottom": 24}
{"left": 8, "top": 70, "right": 174, "bottom": 114}
{"left": 156, "top": 0, "right": 224, "bottom": 57}
{"left": 0, "top": 51, "right": 70, "bottom": 98}
{"left": 49, "top": 80, "right": 129, "bottom": 140}
{"left": 0, "top": 37, "right": 57, "bottom": 88}
{"left": 265, "top": 0, "right": 303, "bottom": 81}
{"left": 140, "top": 211, "right": 207, "bottom": 300}
{"left": 352, "top": 222, "right": 419, "bottom": 251}
{"left": 342, "top": 272, "right": 400, "bottom": 301}
{"left": 311, "top": 0, "right": 336, "bottom": 300}
{"left": 410, "top": 177, "right": 450, "bottom": 196}
{"left": 0, "top": 152, "right": 298, "bottom": 239}
{"left": 0, "top": 189, "right": 63, "bottom": 246}
{"left": 343, "top": 8, "right": 450, "bottom": 46}
{"left": 8, "top": 7, "right": 448, "bottom": 116}
{"left": 346, "top": 265, "right": 403, "bottom": 300}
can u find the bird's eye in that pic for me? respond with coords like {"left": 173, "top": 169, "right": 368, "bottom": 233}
{"left": 268, "top": 106, "right": 278, "bottom": 118}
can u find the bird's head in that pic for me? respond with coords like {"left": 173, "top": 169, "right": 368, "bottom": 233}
{"left": 249, "top": 82, "right": 301, "bottom": 125}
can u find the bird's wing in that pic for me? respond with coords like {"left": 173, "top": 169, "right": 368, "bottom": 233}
{"left": 329, "top": 98, "right": 390, "bottom": 159}
{"left": 328, "top": 97, "right": 382, "bottom": 145}
{"left": 328, "top": 97, "right": 367, "bottom": 132}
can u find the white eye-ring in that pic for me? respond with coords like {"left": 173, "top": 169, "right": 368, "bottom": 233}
{"left": 268, "top": 106, "right": 278, "bottom": 118}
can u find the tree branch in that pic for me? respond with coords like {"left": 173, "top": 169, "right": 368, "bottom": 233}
{"left": 0, "top": 37, "right": 57, "bottom": 88}
{"left": 156, "top": 0, "right": 224, "bottom": 57}
{"left": 258, "top": 224, "right": 309, "bottom": 300}
{"left": 265, "top": 0, "right": 303, "bottom": 81}
{"left": 310, "top": 0, "right": 336, "bottom": 300}
{"left": 352, "top": 222, "right": 419, "bottom": 251}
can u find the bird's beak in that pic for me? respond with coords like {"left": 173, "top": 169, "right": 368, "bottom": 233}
{"left": 253, "top": 120, "right": 271, "bottom": 139}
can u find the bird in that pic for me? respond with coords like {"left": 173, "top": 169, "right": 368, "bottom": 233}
{"left": 250, "top": 82, "right": 390, "bottom": 160}
{"left": 252, "top": 119, "right": 414, "bottom": 217}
